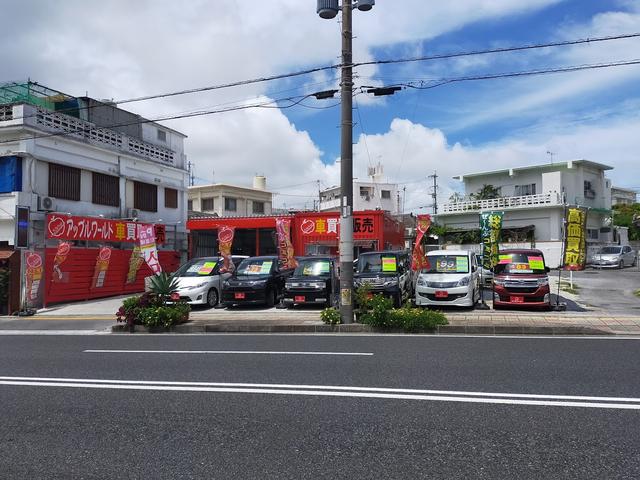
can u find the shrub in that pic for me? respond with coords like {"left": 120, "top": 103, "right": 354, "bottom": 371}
{"left": 116, "top": 292, "right": 190, "bottom": 329}
{"left": 148, "top": 272, "right": 180, "bottom": 305}
{"left": 388, "top": 306, "right": 448, "bottom": 332}
{"left": 359, "top": 294, "right": 393, "bottom": 328}
{"left": 320, "top": 307, "right": 341, "bottom": 325}
{"left": 138, "top": 303, "right": 190, "bottom": 328}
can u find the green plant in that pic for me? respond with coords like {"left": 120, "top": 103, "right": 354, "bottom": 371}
{"left": 320, "top": 307, "right": 341, "bottom": 325}
{"left": 354, "top": 284, "right": 372, "bottom": 310}
{"left": 138, "top": 303, "right": 191, "bottom": 328}
{"left": 634, "top": 289, "right": 640, "bottom": 298}
{"left": 148, "top": 272, "right": 180, "bottom": 304}
{"left": 359, "top": 294, "right": 393, "bottom": 327}
{"left": 388, "top": 306, "right": 448, "bottom": 332}
{"left": 116, "top": 292, "right": 190, "bottom": 329}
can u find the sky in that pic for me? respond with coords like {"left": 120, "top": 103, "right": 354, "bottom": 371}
{"left": 2, "top": 0, "right": 639, "bottom": 213}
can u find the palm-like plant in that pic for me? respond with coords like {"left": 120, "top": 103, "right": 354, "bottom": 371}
{"left": 148, "top": 272, "right": 180, "bottom": 305}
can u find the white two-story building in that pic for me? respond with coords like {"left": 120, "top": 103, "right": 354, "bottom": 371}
{"left": 0, "top": 81, "right": 189, "bottom": 311}
{"left": 436, "top": 160, "right": 614, "bottom": 267}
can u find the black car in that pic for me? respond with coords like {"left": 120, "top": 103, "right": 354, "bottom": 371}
{"left": 283, "top": 256, "right": 338, "bottom": 308}
{"left": 221, "top": 256, "right": 294, "bottom": 307}
{"left": 354, "top": 250, "right": 413, "bottom": 307}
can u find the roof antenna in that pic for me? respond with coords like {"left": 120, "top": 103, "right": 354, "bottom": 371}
{"left": 546, "top": 150, "right": 555, "bottom": 164}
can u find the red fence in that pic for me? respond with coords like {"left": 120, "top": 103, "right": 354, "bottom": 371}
{"left": 44, "top": 247, "right": 181, "bottom": 305}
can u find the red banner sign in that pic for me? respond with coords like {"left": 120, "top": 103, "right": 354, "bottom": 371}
{"left": 25, "top": 251, "right": 43, "bottom": 302}
{"left": 218, "top": 226, "right": 235, "bottom": 273}
{"left": 52, "top": 241, "right": 71, "bottom": 283}
{"left": 46, "top": 214, "right": 165, "bottom": 244}
{"left": 138, "top": 224, "right": 162, "bottom": 274}
{"left": 276, "top": 217, "right": 297, "bottom": 270}
{"left": 411, "top": 214, "right": 432, "bottom": 271}
{"left": 298, "top": 215, "right": 375, "bottom": 236}
{"left": 91, "top": 246, "right": 112, "bottom": 288}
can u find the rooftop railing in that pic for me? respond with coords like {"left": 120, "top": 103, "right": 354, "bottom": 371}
{"left": 440, "top": 192, "right": 562, "bottom": 214}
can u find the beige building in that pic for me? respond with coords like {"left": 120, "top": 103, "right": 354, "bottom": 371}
{"left": 611, "top": 186, "right": 637, "bottom": 206}
{"left": 188, "top": 176, "right": 273, "bottom": 216}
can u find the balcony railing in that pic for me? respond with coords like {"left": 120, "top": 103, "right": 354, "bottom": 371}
{"left": 1, "top": 104, "right": 178, "bottom": 167}
{"left": 440, "top": 192, "right": 561, "bottom": 214}
{"left": 319, "top": 198, "right": 341, "bottom": 210}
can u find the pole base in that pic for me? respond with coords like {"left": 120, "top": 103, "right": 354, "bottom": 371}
{"left": 552, "top": 302, "right": 567, "bottom": 312}
{"left": 476, "top": 302, "right": 491, "bottom": 310}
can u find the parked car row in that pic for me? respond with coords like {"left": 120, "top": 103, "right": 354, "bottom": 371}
{"left": 166, "top": 247, "right": 556, "bottom": 311}
{"left": 590, "top": 245, "right": 637, "bottom": 269}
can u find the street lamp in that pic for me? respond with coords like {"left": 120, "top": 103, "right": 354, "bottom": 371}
{"left": 317, "top": 0, "right": 374, "bottom": 324}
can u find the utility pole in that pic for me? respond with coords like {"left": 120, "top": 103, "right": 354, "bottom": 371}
{"left": 187, "top": 161, "right": 195, "bottom": 186}
{"left": 317, "top": 0, "right": 374, "bottom": 324}
{"left": 428, "top": 171, "right": 438, "bottom": 215}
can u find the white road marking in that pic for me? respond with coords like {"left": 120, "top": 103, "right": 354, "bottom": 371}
{"left": 83, "top": 349, "right": 373, "bottom": 356}
{"left": 0, "top": 330, "right": 109, "bottom": 335}
{"left": 1, "top": 376, "right": 639, "bottom": 410}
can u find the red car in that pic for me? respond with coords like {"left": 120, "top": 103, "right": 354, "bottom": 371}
{"left": 492, "top": 249, "right": 551, "bottom": 310}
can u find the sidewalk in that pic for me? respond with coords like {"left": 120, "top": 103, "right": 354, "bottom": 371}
{"left": 108, "top": 308, "right": 640, "bottom": 335}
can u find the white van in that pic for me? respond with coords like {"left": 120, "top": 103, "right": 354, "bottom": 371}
{"left": 415, "top": 250, "right": 480, "bottom": 307}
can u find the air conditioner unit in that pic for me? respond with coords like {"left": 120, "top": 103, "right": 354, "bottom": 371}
{"left": 38, "top": 196, "right": 57, "bottom": 212}
{"left": 127, "top": 208, "right": 140, "bottom": 219}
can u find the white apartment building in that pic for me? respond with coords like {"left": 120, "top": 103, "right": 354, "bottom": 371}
{"left": 319, "top": 181, "right": 399, "bottom": 214}
{"left": 188, "top": 176, "right": 273, "bottom": 217}
{"left": 0, "top": 81, "right": 189, "bottom": 310}
{"left": 436, "top": 160, "right": 614, "bottom": 267}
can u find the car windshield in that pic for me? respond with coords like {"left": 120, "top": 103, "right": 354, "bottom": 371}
{"left": 423, "top": 255, "right": 469, "bottom": 274}
{"left": 357, "top": 254, "right": 398, "bottom": 274}
{"left": 494, "top": 253, "right": 546, "bottom": 275}
{"left": 294, "top": 259, "right": 331, "bottom": 277}
{"left": 600, "top": 247, "right": 622, "bottom": 254}
{"left": 236, "top": 258, "right": 274, "bottom": 275}
{"left": 174, "top": 258, "right": 219, "bottom": 277}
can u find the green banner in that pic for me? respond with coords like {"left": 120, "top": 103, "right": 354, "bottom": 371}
{"left": 479, "top": 211, "right": 504, "bottom": 269}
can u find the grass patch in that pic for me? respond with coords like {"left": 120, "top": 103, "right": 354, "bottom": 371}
{"left": 559, "top": 281, "right": 580, "bottom": 295}
{"left": 634, "top": 289, "right": 640, "bottom": 298}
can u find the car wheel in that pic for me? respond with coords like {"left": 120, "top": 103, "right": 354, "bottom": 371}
{"left": 206, "top": 288, "right": 219, "bottom": 307}
{"left": 266, "top": 289, "right": 276, "bottom": 308}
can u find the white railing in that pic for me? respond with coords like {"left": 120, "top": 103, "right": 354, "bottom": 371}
{"left": 3, "top": 104, "right": 177, "bottom": 167}
{"left": 319, "top": 198, "right": 341, "bottom": 210}
{"left": 440, "top": 192, "right": 561, "bottom": 213}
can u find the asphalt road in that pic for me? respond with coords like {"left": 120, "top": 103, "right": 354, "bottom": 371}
{"left": 1, "top": 334, "right": 640, "bottom": 479}
{"left": 568, "top": 267, "right": 640, "bottom": 314}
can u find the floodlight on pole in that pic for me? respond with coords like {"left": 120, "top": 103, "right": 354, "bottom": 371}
{"left": 317, "top": 0, "right": 374, "bottom": 324}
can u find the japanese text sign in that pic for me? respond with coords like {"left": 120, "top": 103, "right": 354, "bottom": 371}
{"left": 562, "top": 206, "right": 587, "bottom": 271}
{"left": 46, "top": 214, "right": 165, "bottom": 244}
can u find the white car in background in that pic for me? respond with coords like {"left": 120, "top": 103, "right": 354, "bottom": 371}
{"left": 592, "top": 246, "right": 637, "bottom": 269}
{"left": 475, "top": 253, "right": 494, "bottom": 286}
{"left": 415, "top": 250, "right": 480, "bottom": 307}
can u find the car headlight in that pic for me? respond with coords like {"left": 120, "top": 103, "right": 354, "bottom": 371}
{"left": 308, "top": 282, "right": 325, "bottom": 289}
{"left": 457, "top": 276, "right": 470, "bottom": 287}
{"left": 493, "top": 279, "right": 505, "bottom": 286}
{"left": 223, "top": 280, "right": 230, "bottom": 288}
{"left": 187, "top": 282, "right": 208, "bottom": 290}
{"left": 383, "top": 280, "right": 397, "bottom": 287}
{"left": 250, "top": 280, "right": 267, "bottom": 287}
{"left": 417, "top": 277, "right": 426, "bottom": 286}
{"left": 537, "top": 278, "right": 549, "bottom": 286}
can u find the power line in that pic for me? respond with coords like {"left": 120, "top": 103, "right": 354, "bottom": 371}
{"left": 353, "top": 32, "right": 640, "bottom": 69}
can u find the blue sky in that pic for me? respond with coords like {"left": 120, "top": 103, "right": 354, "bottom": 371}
{"left": 1, "top": 0, "right": 639, "bottom": 210}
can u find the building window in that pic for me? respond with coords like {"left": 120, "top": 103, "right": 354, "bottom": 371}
{"left": 49, "top": 163, "right": 81, "bottom": 201}
{"left": 252, "top": 201, "right": 265, "bottom": 214}
{"left": 225, "top": 197, "right": 237, "bottom": 211}
{"left": 92, "top": 172, "right": 119, "bottom": 207}
{"left": 587, "top": 228, "right": 599, "bottom": 240}
{"left": 165, "top": 187, "right": 178, "bottom": 209}
{"left": 515, "top": 183, "right": 536, "bottom": 196}
{"left": 157, "top": 129, "right": 167, "bottom": 142}
{"left": 381, "top": 190, "right": 391, "bottom": 199}
{"left": 187, "top": 199, "right": 193, "bottom": 210}
{"left": 133, "top": 181, "right": 157, "bottom": 212}
{"left": 584, "top": 181, "right": 595, "bottom": 199}
{"left": 201, "top": 198, "right": 214, "bottom": 211}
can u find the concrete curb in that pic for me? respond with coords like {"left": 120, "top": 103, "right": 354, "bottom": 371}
{"left": 112, "top": 323, "right": 613, "bottom": 335}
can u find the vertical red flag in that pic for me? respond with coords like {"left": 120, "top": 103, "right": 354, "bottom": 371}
{"left": 218, "top": 226, "right": 235, "bottom": 273}
{"left": 411, "top": 214, "right": 432, "bottom": 271}
{"left": 276, "top": 217, "right": 297, "bottom": 270}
